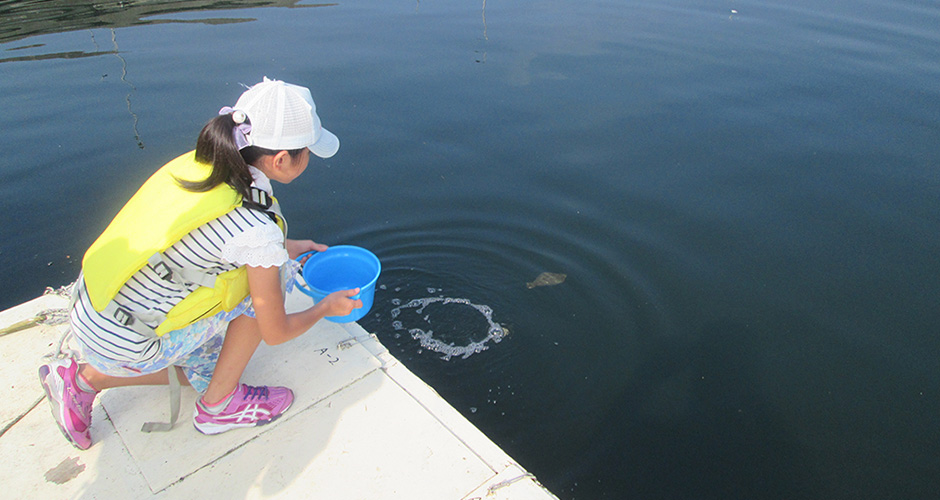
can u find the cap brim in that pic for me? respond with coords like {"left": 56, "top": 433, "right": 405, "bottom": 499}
{"left": 309, "top": 128, "right": 340, "bottom": 158}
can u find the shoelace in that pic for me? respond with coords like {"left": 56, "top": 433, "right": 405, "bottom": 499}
{"left": 243, "top": 385, "right": 270, "bottom": 400}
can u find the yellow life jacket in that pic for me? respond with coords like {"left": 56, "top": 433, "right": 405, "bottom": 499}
{"left": 82, "top": 150, "right": 284, "bottom": 336}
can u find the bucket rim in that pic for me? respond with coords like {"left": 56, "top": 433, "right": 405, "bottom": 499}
{"left": 300, "top": 245, "right": 382, "bottom": 297}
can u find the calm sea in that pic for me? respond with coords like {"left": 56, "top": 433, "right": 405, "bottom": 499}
{"left": 2, "top": 1, "right": 938, "bottom": 498}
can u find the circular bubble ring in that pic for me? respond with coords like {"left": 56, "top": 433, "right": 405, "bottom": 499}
{"left": 390, "top": 297, "right": 508, "bottom": 360}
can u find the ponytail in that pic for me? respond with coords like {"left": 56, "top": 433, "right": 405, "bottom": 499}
{"left": 180, "top": 114, "right": 254, "bottom": 199}
{"left": 180, "top": 112, "right": 308, "bottom": 198}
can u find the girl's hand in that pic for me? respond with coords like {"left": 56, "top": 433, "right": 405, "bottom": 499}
{"left": 320, "top": 288, "right": 363, "bottom": 317}
{"left": 286, "top": 239, "right": 328, "bottom": 261}
{"left": 246, "top": 268, "right": 361, "bottom": 346}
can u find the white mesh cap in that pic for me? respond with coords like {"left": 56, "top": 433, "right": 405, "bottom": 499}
{"left": 233, "top": 77, "right": 340, "bottom": 158}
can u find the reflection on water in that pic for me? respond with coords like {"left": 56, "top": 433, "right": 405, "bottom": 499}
{"left": 0, "top": 0, "right": 332, "bottom": 45}
{"left": 105, "top": 29, "right": 145, "bottom": 149}
{"left": 0, "top": 0, "right": 275, "bottom": 63}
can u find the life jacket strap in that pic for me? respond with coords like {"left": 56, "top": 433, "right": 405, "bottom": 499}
{"left": 242, "top": 186, "right": 284, "bottom": 225}
{"left": 242, "top": 187, "right": 284, "bottom": 228}
{"left": 141, "top": 365, "right": 183, "bottom": 433}
{"left": 247, "top": 186, "right": 272, "bottom": 209}
{"left": 146, "top": 253, "right": 218, "bottom": 290}
{"left": 101, "top": 300, "right": 160, "bottom": 338}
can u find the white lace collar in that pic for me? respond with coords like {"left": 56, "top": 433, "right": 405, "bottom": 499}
{"left": 248, "top": 165, "right": 274, "bottom": 195}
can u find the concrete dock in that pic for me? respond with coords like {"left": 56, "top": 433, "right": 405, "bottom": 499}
{"left": 0, "top": 289, "right": 558, "bottom": 499}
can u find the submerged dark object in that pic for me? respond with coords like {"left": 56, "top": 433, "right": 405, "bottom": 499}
{"left": 526, "top": 272, "right": 567, "bottom": 289}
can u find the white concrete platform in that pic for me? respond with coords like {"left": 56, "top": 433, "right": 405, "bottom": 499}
{"left": 0, "top": 291, "right": 558, "bottom": 499}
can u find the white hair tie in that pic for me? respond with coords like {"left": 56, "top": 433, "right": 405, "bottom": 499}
{"left": 219, "top": 106, "right": 247, "bottom": 124}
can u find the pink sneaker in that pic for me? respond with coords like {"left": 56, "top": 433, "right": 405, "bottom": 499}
{"left": 38, "top": 358, "right": 96, "bottom": 450}
{"left": 193, "top": 384, "right": 294, "bottom": 435}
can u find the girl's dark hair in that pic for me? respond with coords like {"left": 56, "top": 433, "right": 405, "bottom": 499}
{"left": 179, "top": 113, "right": 305, "bottom": 199}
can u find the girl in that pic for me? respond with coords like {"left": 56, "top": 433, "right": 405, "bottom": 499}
{"left": 39, "top": 78, "right": 361, "bottom": 450}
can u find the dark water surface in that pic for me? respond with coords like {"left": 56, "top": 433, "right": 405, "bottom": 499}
{"left": 2, "top": 1, "right": 939, "bottom": 498}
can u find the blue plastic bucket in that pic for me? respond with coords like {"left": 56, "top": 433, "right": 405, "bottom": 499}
{"left": 295, "top": 245, "right": 381, "bottom": 323}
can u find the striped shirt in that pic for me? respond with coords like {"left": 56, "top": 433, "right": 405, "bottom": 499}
{"left": 71, "top": 204, "right": 287, "bottom": 364}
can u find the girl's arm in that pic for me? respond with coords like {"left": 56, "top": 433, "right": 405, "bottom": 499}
{"left": 246, "top": 264, "right": 362, "bottom": 345}
{"left": 285, "top": 239, "right": 327, "bottom": 260}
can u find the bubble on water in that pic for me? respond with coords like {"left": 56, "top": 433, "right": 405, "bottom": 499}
{"left": 390, "top": 296, "right": 509, "bottom": 361}
{"left": 391, "top": 298, "right": 401, "bottom": 306}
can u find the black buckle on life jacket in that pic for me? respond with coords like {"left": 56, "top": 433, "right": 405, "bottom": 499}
{"left": 247, "top": 187, "right": 272, "bottom": 209}
{"left": 242, "top": 187, "right": 278, "bottom": 224}
{"left": 113, "top": 307, "right": 134, "bottom": 327}
{"left": 153, "top": 261, "right": 173, "bottom": 282}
